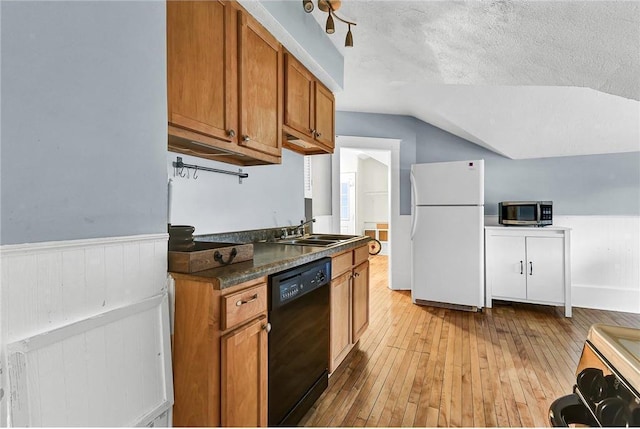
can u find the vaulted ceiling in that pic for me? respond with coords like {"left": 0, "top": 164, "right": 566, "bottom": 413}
{"left": 312, "top": 0, "right": 640, "bottom": 159}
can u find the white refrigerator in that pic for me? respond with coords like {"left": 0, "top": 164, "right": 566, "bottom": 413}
{"left": 410, "top": 160, "right": 485, "bottom": 310}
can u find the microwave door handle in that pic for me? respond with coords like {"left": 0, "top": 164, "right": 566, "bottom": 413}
{"left": 537, "top": 203, "right": 542, "bottom": 223}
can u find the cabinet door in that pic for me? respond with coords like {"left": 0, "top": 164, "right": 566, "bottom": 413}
{"left": 167, "top": 0, "right": 236, "bottom": 143}
{"left": 314, "top": 83, "right": 335, "bottom": 150}
{"left": 486, "top": 235, "right": 527, "bottom": 299}
{"left": 221, "top": 316, "right": 268, "bottom": 427}
{"left": 283, "top": 53, "right": 314, "bottom": 139}
{"left": 330, "top": 271, "right": 351, "bottom": 373}
{"left": 352, "top": 261, "right": 369, "bottom": 343}
{"left": 238, "top": 11, "right": 282, "bottom": 157}
{"left": 526, "top": 237, "right": 564, "bottom": 303}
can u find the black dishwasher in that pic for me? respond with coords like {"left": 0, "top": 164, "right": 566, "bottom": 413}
{"left": 268, "top": 258, "right": 331, "bottom": 426}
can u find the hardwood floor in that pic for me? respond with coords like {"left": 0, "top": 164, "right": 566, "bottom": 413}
{"left": 301, "top": 255, "right": 640, "bottom": 427}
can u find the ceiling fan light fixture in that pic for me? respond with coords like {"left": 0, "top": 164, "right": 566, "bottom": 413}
{"left": 345, "top": 25, "right": 353, "bottom": 47}
{"left": 303, "top": 0, "right": 314, "bottom": 13}
{"left": 325, "top": 12, "right": 335, "bottom": 34}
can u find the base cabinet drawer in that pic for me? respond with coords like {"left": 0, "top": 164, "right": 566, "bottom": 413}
{"left": 221, "top": 284, "right": 267, "bottom": 330}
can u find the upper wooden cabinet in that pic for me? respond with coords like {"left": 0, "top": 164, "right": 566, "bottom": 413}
{"left": 167, "top": 1, "right": 282, "bottom": 166}
{"left": 283, "top": 54, "right": 314, "bottom": 142}
{"left": 314, "top": 83, "right": 336, "bottom": 151}
{"left": 238, "top": 12, "right": 283, "bottom": 158}
{"left": 283, "top": 52, "right": 335, "bottom": 155}
{"left": 167, "top": 1, "right": 235, "bottom": 144}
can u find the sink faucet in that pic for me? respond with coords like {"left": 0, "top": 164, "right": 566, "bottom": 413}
{"left": 279, "top": 219, "right": 316, "bottom": 239}
{"left": 297, "top": 218, "right": 316, "bottom": 236}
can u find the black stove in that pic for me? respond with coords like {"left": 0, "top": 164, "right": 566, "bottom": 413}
{"left": 550, "top": 325, "right": 640, "bottom": 427}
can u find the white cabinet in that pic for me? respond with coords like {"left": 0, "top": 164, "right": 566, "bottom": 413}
{"left": 485, "top": 226, "right": 571, "bottom": 317}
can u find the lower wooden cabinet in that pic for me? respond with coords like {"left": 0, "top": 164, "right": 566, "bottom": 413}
{"left": 221, "top": 316, "right": 268, "bottom": 427}
{"left": 352, "top": 260, "right": 370, "bottom": 343}
{"left": 329, "top": 244, "right": 370, "bottom": 373}
{"left": 171, "top": 275, "right": 269, "bottom": 427}
{"left": 330, "top": 271, "right": 352, "bottom": 371}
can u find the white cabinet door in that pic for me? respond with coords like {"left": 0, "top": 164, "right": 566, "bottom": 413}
{"left": 526, "top": 237, "right": 564, "bottom": 303}
{"left": 486, "top": 235, "right": 527, "bottom": 300}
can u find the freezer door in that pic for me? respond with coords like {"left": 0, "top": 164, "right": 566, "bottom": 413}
{"left": 411, "top": 206, "right": 484, "bottom": 308}
{"left": 411, "top": 160, "right": 484, "bottom": 206}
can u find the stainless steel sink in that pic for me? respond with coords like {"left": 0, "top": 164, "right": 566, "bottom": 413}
{"left": 273, "top": 234, "right": 361, "bottom": 247}
{"left": 275, "top": 238, "right": 338, "bottom": 247}
{"left": 305, "top": 234, "right": 359, "bottom": 241}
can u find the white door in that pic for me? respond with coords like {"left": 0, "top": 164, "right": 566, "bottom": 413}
{"left": 486, "top": 235, "right": 527, "bottom": 300}
{"left": 411, "top": 205, "right": 484, "bottom": 308}
{"left": 526, "top": 237, "right": 565, "bottom": 303}
{"left": 340, "top": 172, "right": 356, "bottom": 234}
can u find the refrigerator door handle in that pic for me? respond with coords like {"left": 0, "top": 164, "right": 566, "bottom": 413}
{"left": 411, "top": 209, "right": 419, "bottom": 240}
{"left": 410, "top": 172, "right": 418, "bottom": 239}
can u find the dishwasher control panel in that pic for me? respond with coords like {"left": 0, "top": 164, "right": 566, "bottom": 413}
{"left": 270, "top": 258, "right": 332, "bottom": 308}
{"left": 280, "top": 282, "right": 301, "bottom": 301}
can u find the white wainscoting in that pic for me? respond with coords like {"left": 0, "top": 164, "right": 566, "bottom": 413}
{"left": 390, "top": 215, "right": 412, "bottom": 290}
{"left": 0, "top": 234, "right": 172, "bottom": 426}
{"left": 485, "top": 215, "right": 640, "bottom": 314}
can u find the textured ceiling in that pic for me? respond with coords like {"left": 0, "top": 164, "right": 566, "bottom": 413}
{"left": 311, "top": 0, "right": 640, "bottom": 159}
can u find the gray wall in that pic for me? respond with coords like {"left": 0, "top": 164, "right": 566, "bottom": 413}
{"left": 337, "top": 111, "right": 640, "bottom": 216}
{"left": 1, "top": 1, "right": 168, "bottom": 245}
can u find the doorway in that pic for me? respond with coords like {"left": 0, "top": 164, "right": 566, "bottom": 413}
{"left": 339, "top": 148, "right": 390, "bottom": 256}
{"left": 333, "top": 136, "right": 400, "bottom": 289}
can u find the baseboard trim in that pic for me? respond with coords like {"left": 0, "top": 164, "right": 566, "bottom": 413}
{"left": 572, "top": 284, "right": 640, "bottom": 314}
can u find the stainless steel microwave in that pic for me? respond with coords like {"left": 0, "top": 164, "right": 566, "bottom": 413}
{"left": 498, "top": 201, "right": 553, "bottom": 226}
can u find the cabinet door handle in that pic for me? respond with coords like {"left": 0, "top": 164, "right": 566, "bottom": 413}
{"left": 315, "top": 131, "right": 322, "bottom": 137}
{"left": 227, "top": 129, "right": 236, "bottom": 138}
{"left": 520, "top": 261, "right": 523, "bottom": 275}
{"left": 242, "top": 135, "right": 250, "bottom": 143}
{"left": 310, "top": 128, "right": 316, "bottom": 135}
{"left": 262, "top": 322, "right": 272, "bottom": 333}
{"left": 529, "top": 261, "right": 533, "bottom": 276}
{"left": 236, "top": 294, "right": 258, "bottom": 306}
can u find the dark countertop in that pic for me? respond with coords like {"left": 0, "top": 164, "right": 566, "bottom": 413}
{"left": 171, "top": 236, "right": 370, "bottom": 289}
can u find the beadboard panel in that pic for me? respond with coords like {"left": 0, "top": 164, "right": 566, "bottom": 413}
{"left": 1, "top": 234, "right": 168, "bottom": 343}
{"left": 0, "top": 234, "right": 171, "bottom": 426}
{"left": 557, "top": 215, "right": 640, "bottom": 313}
{"left": 485, "top": 215, "right": 640, "bottom": 313}
{"left": 7, "top": 294, "right": 173, "bottom": 427}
